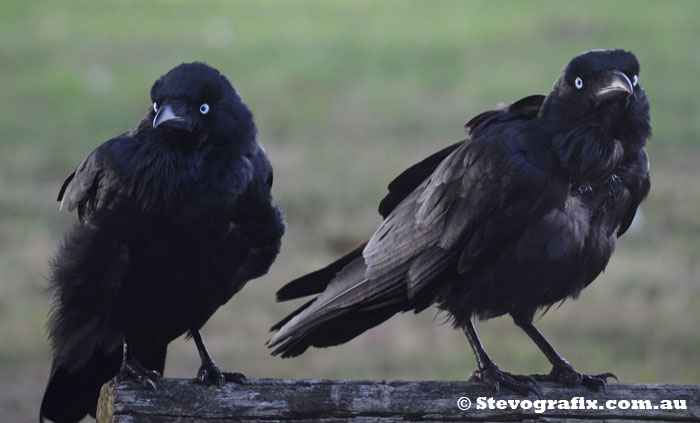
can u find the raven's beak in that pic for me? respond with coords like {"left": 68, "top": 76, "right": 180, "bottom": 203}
{"left": 153, "top": 102, "right": 194, "bottom": 132}
{"left": 595, "top": 70, "right": 633, "bottom": 104}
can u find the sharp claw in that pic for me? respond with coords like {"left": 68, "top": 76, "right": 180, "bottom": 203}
{"left": 522, "top": 382, "right": 542, "bottom": 399}
{"left": 196, "top": 365, "right": 226, "bottom": 386}
{"left": 523, "top": 375, "right": 540, "bottom": 390}
{"left": 144, "top": 377, "right": 158, "bottom": 391}
{"left": 538, "top": 364, "right": 618, "bottom": 392}
{"left": 511, "top": 375, "right": 541, "bottom": 398}
{"left": 117, "top": 358, "right": 160, "bottom": 390}
{"left": 597, "top": 372, "right": 619, "bottom": 383}
{"left": 596, "top": 379, "right": 607, "bottom": 393}
{"left": 471, "top": 366, "right": 540, "bottom": 397}
{"left": 522, "top": 376, "right": 542, "bottom": 399}
{"left": 582, "top": 376, "right": 605, "bottom": 392}
{"left": 223, "top": 372, "right": 248, "bottom": 384}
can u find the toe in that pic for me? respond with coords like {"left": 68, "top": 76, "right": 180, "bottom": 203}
{"left": 197, "top": 365, "right": 226, "bottom": 386}
{"left": 197, "top": 368, "right": 209, "bottom": 384}
{"left": 470, "top": 369, "right": 501, "bottom": 393}
{"left": 224, "top": 372, "right": 248, "bottom": 384}
{"left": 581, "top": 375, "right": 607, "bottom": 392}
{"left": 529, "top": 364, "right": 617, "bottom": 392}
{"left": 117, "top": 360, "right": 160, "bottom": 390}
{"left": 595, "top": 372, "right": 619, "bottom": 383}
{"left": 142, "top": 376, "right": 158, "bottom": 391}
{"left": 506, "top": 374, "right": 542, "bottom": 398}
{"left": 471, "top": 367, "right": 540, "bottom": 397}
{"left": 581, "top": 372, "right": 618, "bottom": 393}
{"left": 529, "top": 372, "right": 551, "bottom": 382}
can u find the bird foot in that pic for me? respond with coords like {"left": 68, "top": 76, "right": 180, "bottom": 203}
{"left": 196, "top": 362, "right": 226, "bottom": 386}
{"left": 470, "top": 361, "right": 541, "bottom": 398}
{"left": 196, "top": 364, "right": 248, "bottom": 386}
{"left": 116, "top": 358, "right": 161, "bottom": 390}
{"left": 531, "top": 362, "right": 618, "bottom": 392}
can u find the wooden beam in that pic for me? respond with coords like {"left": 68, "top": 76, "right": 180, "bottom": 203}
{"left": 97, "top": 378, "right": 699, "bottom": 422}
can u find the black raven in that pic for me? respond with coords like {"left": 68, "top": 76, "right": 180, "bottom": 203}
{"left": 268, "top": 49, "right": 650, "bottom": 395}
{"left": 41, "top": 62, "right": 285, "bottom": 423}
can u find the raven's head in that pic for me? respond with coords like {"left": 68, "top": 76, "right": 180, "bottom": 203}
{"left": 541, "top": 49, "right": 651, "bottom": 179}
{"left": 149, "top": 62, "right": 256, "bottom": 150}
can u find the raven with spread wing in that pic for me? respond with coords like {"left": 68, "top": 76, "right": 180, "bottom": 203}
{"left": 268, "top": 50, "right": 650, "bottom": 395}
{"left": 41, "top": 63, "right": 285, "bottom": 423}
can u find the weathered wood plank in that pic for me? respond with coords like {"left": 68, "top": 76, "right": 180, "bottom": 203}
{"left": 97, "top": 378, "right": 699, "bottom": 422}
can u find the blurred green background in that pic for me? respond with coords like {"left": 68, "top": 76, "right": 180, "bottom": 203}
{"left": 1, "top": 0, "right": 699, "bottom": 420}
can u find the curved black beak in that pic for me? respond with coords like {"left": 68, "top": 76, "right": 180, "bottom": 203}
{"left": 153, "top": 101, "right": 195, "bottom": 132}
{"left": 595, "top": 70, "right": 633, "bottom": 105}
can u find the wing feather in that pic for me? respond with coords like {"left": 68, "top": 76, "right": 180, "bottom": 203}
{"left": 616, "top": 148, "right": 650, "bottom": 237}
{"left": 58, "top": 139, "right": 124, "bottom": 223}
{"left": 365, "top": 120, "right": 564, "bottom": 296}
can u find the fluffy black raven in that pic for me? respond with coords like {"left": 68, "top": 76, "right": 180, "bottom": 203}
{"left": 41, "top": 62, "right": 285, "bottom": 423}
{"left": 268, "top": 49, "right": 650, "bottom": 395}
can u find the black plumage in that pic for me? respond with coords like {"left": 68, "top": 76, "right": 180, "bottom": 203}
{"left": 41, "top": 62, "right": 285, "bottom": 423}
{"left": 268, "top": 49, "right": 650, "bottom": 395}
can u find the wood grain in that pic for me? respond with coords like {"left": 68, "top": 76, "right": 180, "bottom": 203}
{"left": 97, "top": 378, "right": 699, "bottom": 422}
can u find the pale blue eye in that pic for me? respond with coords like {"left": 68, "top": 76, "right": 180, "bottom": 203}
{"left": 574, "top": 77, "right": 583, "bottom": 89}
{"left": 199, "top": 103, "right": 210, "bottom": 115}
{"left": 153, "top": 102, "right": 158, "bottom": 112}
{"left": 632, "top": 75, "right": 638, "bottom": 87}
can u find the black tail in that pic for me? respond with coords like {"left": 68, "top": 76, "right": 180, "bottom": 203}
{"left": 275, "top": 241, "right": 367, "bottom": 302}
{"left": 269, "top": 299, "right": 407, "bottom": 358}
{"left": 40, "top": 352, "right": 121, "bottom": 423}
{"left": 41, "top": 222, "right": 128, "bottom": 423}
{"left": 270, "top": 242, "right": 369, "bottom": 353}
{"left": 269, "top": 253, "right": 434, "bottom": 358}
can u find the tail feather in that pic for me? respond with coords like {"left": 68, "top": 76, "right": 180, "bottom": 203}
{"left": 270, "top": 302, "right": 404, "bottom": 358}
{"left": 42, "top": 221, "right": 148, "bottom": 423}
{"left": 268, "top": 256, "right": 411, "bottom": 358}
{"left": 269, "top": 298, "right": 315, "bottom": 332}
{"left": 41, "top": 342, "right": 167, "bottom": 423}
{"left": 40, "top": 351, "right": 121, "bottom": 423}
{"left": 275, "top": 241, "right": 367, "bottom": 302}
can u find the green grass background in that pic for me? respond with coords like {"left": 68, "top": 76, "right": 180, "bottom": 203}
{"left": 1, "top": 0, "right": 699, "bottom": 420}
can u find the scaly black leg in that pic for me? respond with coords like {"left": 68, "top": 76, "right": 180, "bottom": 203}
{"left": 512, "top": 316, "right": 618, "bottom": 392}
{"left": 463, "top": 320, "right": 540, "bottom": 397}
{"left": 191, "top": 330, "right": 247, "bottom": 386}
{"left": 116, "top": 339, "right": 161, "bottom": 390}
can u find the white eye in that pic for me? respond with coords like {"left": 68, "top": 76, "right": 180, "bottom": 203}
{"left": 632, "top": 74, "right": 638, "bottom": 87}
{"left": 153, "top": 102, "right": 158, "bottom": 112}
{"left": 199, "top": 103, "right": 210, "bottom": 115}
{"left": 574, "top": 77, "right": 583, "bottom": 90}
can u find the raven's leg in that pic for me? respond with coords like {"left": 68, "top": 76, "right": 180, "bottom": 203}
{"left": 512, "top": 317, "right": 617, "bottom": 392}
{"left": 191, "top": 330, "right": 247, "bottom": 386}
{"left": 116, "top": 339, "right": 161, "bottom": 390}
{"left": 463, "top": 320, "right": 540, "bottom": 396}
